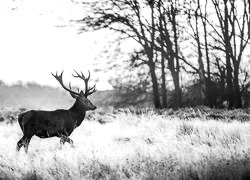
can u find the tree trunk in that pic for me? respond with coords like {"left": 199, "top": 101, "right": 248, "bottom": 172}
{"left": 173, "top": 72, "right": 182, "bottom": 108}
{"left": 205, "top": 40, "right": 212, "bottom": 106}
{"left": 195, "top": 6, "right": 206, "bottom": 105}
{"left": 173, "top": 59, "right": 182, "bottom": 108}
{"left": 225, "top": 56, "right": 234, "bottom": 108}
{"left": 148, "top": 61, "right": 162, "bottom": 108}
{"left": 161, "top": 49, "right": 167, "bottom": 108}
{"left": 167, "top": 56, "right": 181, "bottom": 108}
{"left": 233, "top": 66, "right": 242, "bottom": 108}
{"left": 172, "top": 5, "right": 182, "bottom": 108}
{"left": 224, "top": 3, "right": 234, "bottom": 108}
{"left": 201, "top": 0, "right": 212, "bottom": 106}
{"left": 149, "top": 1, "right": 161, "bottom": 109}
{"left": 197, "top": 57, "right": 206, "bottom": 104}
{"left": 159, "top": 9, "right": 167, "bottom": 108}
{"left": 219, "top": 67, "right": 226, "bottom": 106}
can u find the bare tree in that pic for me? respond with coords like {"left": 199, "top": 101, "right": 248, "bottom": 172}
{"left": 183, "top": 0, "right": 250, "bottom": 107}
{"left": 79, "top": 0, "right": 162, "bottom": 108}
{"left": 186, "top": 0, "right": 207, "bottom": 104}
{"left": 157, "top": 0, "right": 167, "bottom": 108}
{"left": 210, "top": 0, "right": 250, "bottom": 108}
{"left": 201, "top": 0, "right": 212, "bottom": 106}
{"left": 72, "top": 0, "right": 250, "bottom": 108}
{"left": 156, "top": 0, "right": 182, "bottom": 107}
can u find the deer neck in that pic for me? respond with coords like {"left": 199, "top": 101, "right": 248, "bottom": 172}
{"left": 69, "top": 100, "right": 86, "bottom": 126}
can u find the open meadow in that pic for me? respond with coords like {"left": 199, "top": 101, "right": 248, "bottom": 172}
{"left": 0, "top": 107, "right": 250, "bottom": 180}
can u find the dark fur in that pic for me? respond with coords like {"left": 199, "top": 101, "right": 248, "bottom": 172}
{"left": 16, "top": 95, "right": 96, "bottom": 152}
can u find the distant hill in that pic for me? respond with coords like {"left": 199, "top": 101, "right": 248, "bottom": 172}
{"left": 0, "top": 82, "right": 116, "bottom": 110}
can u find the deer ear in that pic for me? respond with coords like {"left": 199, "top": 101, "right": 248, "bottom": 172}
{"left": 70, "top": 92, "right": 78, "bottom": 99}
{"left": 80, "top": 90, "right": 85, "bottom": 96}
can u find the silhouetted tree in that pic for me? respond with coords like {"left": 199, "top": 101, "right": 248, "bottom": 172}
{"left": 186, "top": 0, "right": 207, "bottom": 105}
{"left": 73, "top": 0, "right": 250, "bottom": 108}
{"left": 155, "top": 0, "right": 182, "bottom": 107}
{"left": 79, "top": 0, "right": 162, "bottom": 108}
{"left": 210, "top": 0, "right": 250, "bottom": 108}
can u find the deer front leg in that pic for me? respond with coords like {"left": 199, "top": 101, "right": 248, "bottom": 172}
{"left": 65, "top": 137, "right": 73, "bottom": 145}
{"left": 60, "top": 135, "right": 74, "bottom": 147}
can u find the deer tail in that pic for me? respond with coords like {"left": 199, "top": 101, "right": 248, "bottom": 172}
{"left": 18, "top": 114, "right": 24, "bottom": 132}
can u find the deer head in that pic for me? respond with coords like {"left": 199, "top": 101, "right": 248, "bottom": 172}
{"left": 52, "top": 70, "right": 97, "bottom": 111}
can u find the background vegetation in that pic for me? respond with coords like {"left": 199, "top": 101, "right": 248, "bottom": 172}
{"left": 75, "top": 0, "right": 250, "bottom": 109}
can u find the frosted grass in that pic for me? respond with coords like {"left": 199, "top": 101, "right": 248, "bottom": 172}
{"left": 0, "top": 110, "right": 250, "bottom": 179}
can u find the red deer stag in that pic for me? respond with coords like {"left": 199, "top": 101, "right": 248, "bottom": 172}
{"left": 16, "top": 70, "right": 97, "bottom": 152}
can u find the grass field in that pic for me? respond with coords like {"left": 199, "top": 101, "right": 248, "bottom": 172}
{"left": 0, "top": 107, "right": 250, "bottom": 180}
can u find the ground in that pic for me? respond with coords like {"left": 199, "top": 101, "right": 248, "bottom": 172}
{"left": 0, "top": 107, "right": 250, "bottom": 180}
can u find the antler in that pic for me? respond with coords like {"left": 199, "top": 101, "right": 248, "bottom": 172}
{"left": 72, "top": 70, "right": 97, "bottom": 97}
{"left": 51, "top": 71, "right": 79, "bottom": 96}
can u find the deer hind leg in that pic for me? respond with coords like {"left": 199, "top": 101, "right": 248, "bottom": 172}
{"left": 16, "top": 136, "right": 31, "bottom": 152}
{"left": 16, "top": 136, "right": 26, "bottom": 151}
{"left": 60, "top": 136, "right": 66, "bottom": 145}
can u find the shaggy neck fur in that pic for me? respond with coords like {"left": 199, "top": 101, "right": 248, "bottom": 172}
{"left": 69, "top": 99, "right": 86, "bottom": 127}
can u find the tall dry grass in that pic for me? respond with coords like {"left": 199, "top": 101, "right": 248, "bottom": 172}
{"left": 0, "top": 109, "right": 250, "bottom": 180}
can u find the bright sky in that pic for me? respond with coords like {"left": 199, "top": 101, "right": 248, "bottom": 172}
{"left": 0, "top": 0, "right": 113, "bottom": 90}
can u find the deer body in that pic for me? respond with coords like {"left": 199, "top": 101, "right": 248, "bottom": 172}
{"left": 18, "top": 108, "right": 85, "bottom": 139}
{"left": 16, "top": 71, "right": 97, "bottom": 152}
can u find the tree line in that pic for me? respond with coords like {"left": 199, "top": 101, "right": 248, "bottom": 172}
{"left": 78, "top": 0, "right": 250, "bottom": 109}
